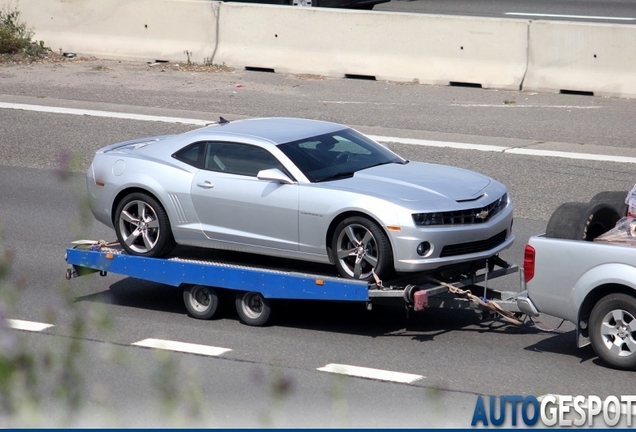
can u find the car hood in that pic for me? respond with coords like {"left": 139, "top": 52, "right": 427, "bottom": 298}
{"left": 325, "top": 162, "right": 495, "bottom": 207}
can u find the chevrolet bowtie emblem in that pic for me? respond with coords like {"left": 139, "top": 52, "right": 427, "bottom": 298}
{"left": 475, "top": 210, "right": 489, "bottom": 219}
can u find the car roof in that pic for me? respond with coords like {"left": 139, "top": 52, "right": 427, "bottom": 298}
{"left": 189, "top": 117, "right": 349, "bottom": 145}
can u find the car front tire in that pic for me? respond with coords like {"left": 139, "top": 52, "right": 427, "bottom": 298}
{"left": 332, "top": 216, "right": 393, "bottom": 281}
{"left": 114, "top": 192, "right": 176, "bottom": 257}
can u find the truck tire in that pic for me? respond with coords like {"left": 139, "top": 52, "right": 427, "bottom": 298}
{"left": 183, "top": 285, "right": 221, "bottom": 320}
{"left": 545, "top": 202, "right": 619, "bottom": 241}
{"left": 235, "top": 291, "right": 273, "bottom": 326}
{"left": 589, "top": 191, "right": 628, "bottom": 217}
{"left": 589, "top": 293, "right": 636, "bottom": 370}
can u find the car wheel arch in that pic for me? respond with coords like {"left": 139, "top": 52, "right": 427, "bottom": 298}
{"left": 325, "top": 210, "right": 394, "bottom": 264}
{"left": 577, "top": 283, "right": 636, "bottom": 344}
{"left": 111, "top": 187, "right": 168, "bottom": 226}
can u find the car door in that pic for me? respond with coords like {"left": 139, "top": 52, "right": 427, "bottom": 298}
{"left": 190, "top": 141, "right": 300, "bottom": 251}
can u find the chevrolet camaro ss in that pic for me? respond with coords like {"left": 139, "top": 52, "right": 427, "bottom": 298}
{"left": 87, "top": 117, "right": 514, "bottom": 281}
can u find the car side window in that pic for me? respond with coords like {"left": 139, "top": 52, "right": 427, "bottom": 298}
{"left": 204, "top": 142, "right": 284, "bottom": 177}
{"left": 173, "top": 142, "right": 206, "bottom": 169}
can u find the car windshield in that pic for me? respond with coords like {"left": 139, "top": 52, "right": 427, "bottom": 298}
{"left": 277, "top": 128, "right": 406, "bottom": 182}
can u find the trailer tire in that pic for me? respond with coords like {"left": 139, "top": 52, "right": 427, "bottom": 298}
{"left": 235, "top": 291, "right": 273, "bottom": 326}
{"left": 589, "top": 190, "right": 628, "bottom": 217}
{"left": 589, "top": 293, "right": 636, "bottom": 371}
{"left": 183, "top": 285, "right": 221, "bottom": 320}
{"left": 545, "top": 202, "right": 619, "bottom": 241}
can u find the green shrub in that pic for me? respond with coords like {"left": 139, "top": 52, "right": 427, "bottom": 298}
{"left": 0, "top": 7, "right": 34, "bottom": 54}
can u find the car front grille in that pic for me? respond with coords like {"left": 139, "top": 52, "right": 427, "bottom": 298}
{"left": 412, "top": 193, "right": 508, "bottom": 226}
{"left": 439, "top": 230, "right": 508, "bottom": 258}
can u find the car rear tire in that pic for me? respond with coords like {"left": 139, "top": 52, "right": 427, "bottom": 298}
{"left": 332, "top": 216, "right": 393, "bottom": 281}
{"left": 235, "top": 291, "right": 273, "bottom": 326}
{"left": 114, "top": 192, "right": 176, "bottom": 257}
{"left": 589, "top": 190, "right": 629, "bottom": 217}
{"left": 545, "top": 202, "right": 619, "bottom": 241}
{"left": 183, "top": 285, "right": 221, "bottom": 320}
{"left": 589, "top": 293, "right": 636, "bottom": 370}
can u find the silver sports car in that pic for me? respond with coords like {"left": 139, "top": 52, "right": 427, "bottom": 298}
{"left": 87, "top": 117, "right": 514, "bottom": 281}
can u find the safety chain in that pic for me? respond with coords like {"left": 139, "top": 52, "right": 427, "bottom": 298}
{"left": 427, "top": 277, "right": 525, "bottom": 326}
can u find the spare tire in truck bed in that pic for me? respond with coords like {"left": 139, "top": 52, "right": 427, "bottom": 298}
{"left": 589, "top": 190, "right": 628, "bottom": 217}
{"left": 545, "top": 202, "right": 620, "bottom": 241}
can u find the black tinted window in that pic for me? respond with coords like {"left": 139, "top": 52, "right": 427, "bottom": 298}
{"left": 204, "top": 142, "right": 284, "bottom": 177}
{"left": 277, "top": 128, "right": 405, "bottom": 182}
{"left": 173, "top": 142, "right": 206, "bottom": 168}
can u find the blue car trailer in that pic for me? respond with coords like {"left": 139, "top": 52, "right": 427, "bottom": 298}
{"left": 65, "top": 242, "right": 524, "bottom": 326}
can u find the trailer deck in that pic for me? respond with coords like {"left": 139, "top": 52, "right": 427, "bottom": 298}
{"left": 65, "top": 242, "right": 523, "bottom": 326}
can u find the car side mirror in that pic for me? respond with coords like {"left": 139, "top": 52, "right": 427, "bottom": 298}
{"left": 257, "top": 168, "right": 294, "bottom": 185}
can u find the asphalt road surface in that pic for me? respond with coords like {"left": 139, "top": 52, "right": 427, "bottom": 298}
{"left": 1, "top": 58, "right": 635, "bottom": 427}
{"left": 378, "top": 0, "right": 636, "bottom": 24}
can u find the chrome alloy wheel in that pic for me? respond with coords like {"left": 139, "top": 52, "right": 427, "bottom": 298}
{"left": 335, "top": 223, "right": 379, "bottom": 280}
{"left": 118, "top": 200, "right": 161, "bottom": 253}
{"left": 599, "top": 308, "right": 636, "bottom": 357}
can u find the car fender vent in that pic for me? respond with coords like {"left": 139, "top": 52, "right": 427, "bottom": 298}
{"left": 168, "top": 194, "right": 188, "bottom": 224}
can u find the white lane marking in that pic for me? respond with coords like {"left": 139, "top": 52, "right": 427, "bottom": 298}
{"left": 450, "top": 104, "right": 602, "bottom": 109}
{"left": 0, "top": 102, "right": 213, "bottom": 126}
{"left": 368, "top": 135, "right": 508, "bottom": 153}
{"left": 506, "top": 12, "right": 636, "bottom": 21}
{"left": 506, "top": 148, "right": 636, "bottom": 164}
{"left": 132, "top": 338, "right": 232, "bottom": 357}
{"left": 6, "top": 319, "right": 54, "bottom": 332}
{"left": 2, "top": 102, "right": 635, "bottom": 164}
{"left": 370, "top": 134, "right": 636, "bottom": 164}
{"left": 317, "top": 363, "right": 423, "bottom": 384}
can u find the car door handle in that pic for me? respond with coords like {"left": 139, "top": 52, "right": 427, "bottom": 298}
{"left": 196, "top": 181, "right": 214, "bottom": 189}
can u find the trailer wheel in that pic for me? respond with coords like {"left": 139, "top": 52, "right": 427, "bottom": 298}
{"left": 545, "top": 202, "right": 619, "bottom": 241}
{"left": 590, "top": 190, "right": 629, "bottom": 217}
{"left": 589, "top": 293, "right": 636, "bottom": 370}
{"left": 183, "top": 285, "right": 221, "bottom": 320}
{"left": 235, "top": 291, "right": 273, "bottom": 326}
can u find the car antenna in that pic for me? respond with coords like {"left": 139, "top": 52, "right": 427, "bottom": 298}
{"left": 219, "top": 117, "right": 230, "bottom": 125}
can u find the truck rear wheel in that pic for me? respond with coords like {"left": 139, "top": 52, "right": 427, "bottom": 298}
{"left": 183, "top": 285, "right": 221, "bottom": 320}
{"left": 235, "top": 291, "right": 273, "bottom": 326}
{"left": 545, "top": 202, "right": 619, "bottom": 241}
{"left": 589, "top": 293, "right": 636, "bottom": 370}
{"left": 589, "top": 191, "right": 628, "bottom": 217}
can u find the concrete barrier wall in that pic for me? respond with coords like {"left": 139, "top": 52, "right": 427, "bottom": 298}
{"left": 6, "top": 0, "right": 220, "bottom": 63}
{"left": 524, "top": 21, "right": 636, "bottom": 98}
{"left": 214, "top": 3, "right": 529, "bottom": 90}
{"left": 4, "top": 0, "right": 635, "bottom": 98}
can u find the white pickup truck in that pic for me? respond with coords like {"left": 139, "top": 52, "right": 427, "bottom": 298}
{"left": 517, "top": 194, "right": 636, "bottom": 371}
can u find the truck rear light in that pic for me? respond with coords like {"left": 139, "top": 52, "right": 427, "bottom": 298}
{"left": 524, "top": 245, "right": 535, "bottom": 282}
